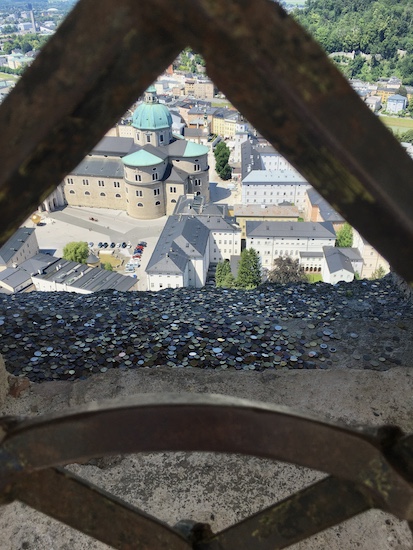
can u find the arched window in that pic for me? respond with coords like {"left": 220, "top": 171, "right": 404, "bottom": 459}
{"left": 171, "top": 199, "right": 177, "bottom": 203}
{"left": 69, "top": 190, "right": 75, "bottom": 194}
{"left": 155, "top": 201, "right": 161, "bottom": 206}
{"left": 137, "top": 202, "right": 143, "bottom": 207}
{"left": 115, "top": 193, "right": 121, "bottom": 198}
{"left": 100, "top": 192, "right": 106, "bottom": 197}
{"left": 84, "top": 191, "right": 90, "bottom": 195}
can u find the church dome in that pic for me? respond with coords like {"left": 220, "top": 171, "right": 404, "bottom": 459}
{"left": 132, "top": 87, "right": 172, "bottom": 131}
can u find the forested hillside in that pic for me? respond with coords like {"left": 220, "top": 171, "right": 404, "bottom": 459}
{"left": 293, "top": 0, "right": 413, "bottom": 83}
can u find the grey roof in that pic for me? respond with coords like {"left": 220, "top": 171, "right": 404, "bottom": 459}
{"left": 306, "top": 189, "right": 344, "bottom": 223}
{"left": 86, "top": 253, "right": 99, "bottom": 263}
{"left": 299, "top": 251, "right": 324, "bottom": 258}
{"left": 166, "top": 139, "right": 189, "bottom": 156}
{"left": 19, "top": 253, "right": 60, "bottom": 275}
{"left": 32, "top": 260, "right": 136, "bottom": 292}
{"left": 146, "top": 216, "right": 210, "bottom": 275}
{"left": 92, "top": 136, "right": 134, "bottom": 156}
{"left": 163, "top": 166, "right": 189, "bottom": 184}
{"left": 0, "top": 267, "right": 32, "bottom": 290}
{"left": 184, "top": 127, "right": 206, "bottom": 137}
{"left": 71, "top": 158, "right": 124, "bottom": 178}
{"left": 241, "top": 140, "right": 263, "bottom": 180}
{"left": 387, "top": 94, "right": 407, "bottom": 102}
{"left": 336, "top": 247, "right": 363, "bottom": 262}
{"left": 243, "top": 168, "right": 308, "bottom": 185}
{"left": 246, "top": 221, "right": 336, "bottom": 239}
{"left": 174, "top": 194, "right": 205, "bottom": 214}
{"left": 0, "top": 227, "right": 35, "bottom": 265}
{"left": 323, "top": 246, "right": 354, "bottom": 275}
{"left": 198, "top": 215, "right": 239, "bottom": 233}
{"left": 234, "top": 204, "right": 299, "bottom": 218}
{"left": 188, "top": 106, "right": 217, "bottom": 115}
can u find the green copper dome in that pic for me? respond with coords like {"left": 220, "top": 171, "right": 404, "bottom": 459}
{"left": 132, "top": 88, "right": 173, "bottom": 131}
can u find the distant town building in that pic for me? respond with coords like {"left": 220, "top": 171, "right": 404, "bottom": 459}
{"left": 352, "top": 229, "right": 390, "bottom": 278}
{"left": 386, "top": 94, "right": 408, "bottom": 113}
{"left": 146, "top": 198, "right": 241, "bottom": 290}
{"left": 365, "top": 95, "right": 382, "bottom": 112}
{"left": 0, "top": 228, "right": 39, "bottom": 272}
{"left": 184, "top": 78, "right": 215, "bottom": 99}
{"left": 242, "top": 169, "right": 311, "bottom": 212}
{"left": 321, "top": 246, "right": 363, "bottom": 284}
{"left": 246, "top": 221, "right": 336, "bottom": 272}
{"left": 32, "top": 258, "right": 137, "bottom": 294}
{"left": 62, "top": 87, "right": 210, "bottom": 220}
{"left": 234, "top": 203, "right": 299, "bottom": 239}
{"left": 304, "top": 188, "right": 344, "bottom": 230}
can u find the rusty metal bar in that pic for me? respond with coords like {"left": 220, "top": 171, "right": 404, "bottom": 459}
{"left": 0, "top": 0, "right": 185, "bottom": 245}
{"left": 197, "top": 477, "right": 373, "bottom": 550}
{"left": 7, "top": 467, "right": 374, "bottom": 550}
{"left": 9, "top": 467, "right": 190, "bottom": 550}
{"left": 0, "top": 394, "right": 412, "bottom": 520}
{"left": 181, "top": 0, "right": 413, "bottom": 283}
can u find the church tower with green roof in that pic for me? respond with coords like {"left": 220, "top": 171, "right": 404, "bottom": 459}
{"left": 132, "top": 86, "right": 173, "bottom": 148}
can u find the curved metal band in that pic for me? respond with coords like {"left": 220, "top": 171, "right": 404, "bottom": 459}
{"left": 1, "top": 394, "right": 412, "bottom": 520}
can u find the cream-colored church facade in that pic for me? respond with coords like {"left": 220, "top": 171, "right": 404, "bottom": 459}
{"left": 60, "top": 87, "right": 210, "bottom": 220}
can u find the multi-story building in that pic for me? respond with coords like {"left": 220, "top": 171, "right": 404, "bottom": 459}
{"left": 304, "top": 188, "right": 344, "bottom": 230}
{"left": 211, "top": 110, "right": 240, "bottom": 138}
{"left": 234, "top": 204, "right": 299, "bottom": 239}
{"left": 184, "top": 78, "right": 215, "bottom": 99}
{"left": 246, "top": 221, "right": 336, "bottom": 272}
{"left": 146, "top": 199, "right": 241, "bottom": 291}
{"left": 62, "top": 87, "right": 210, "bottom": 220}
{"left": 0, "top": 228, "right": 39, "bottom": 272}
{"left": 352, "top": 229, "right": 390, "bottom": 278}
{"left": 242, "top": 169, "right": 311, "bottom": 212}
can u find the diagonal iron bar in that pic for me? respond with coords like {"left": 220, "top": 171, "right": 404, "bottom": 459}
{"left": 9, "top": 467, "right": 190, "bottom": 550}
{"left": 6, "top": 466, "right": 374, "bottom": 550}
{"left": 197, "top": 476, "right": 374, "bottom": 550}
{"left": 0, "top": 394, "right": 412, "bottom": 521}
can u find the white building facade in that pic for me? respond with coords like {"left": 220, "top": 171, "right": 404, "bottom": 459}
{"left": 242, "top": 169, "right": 311, "bottom": 213}
{"left": 246, "top": 221, "right": 336, "bottom": 271}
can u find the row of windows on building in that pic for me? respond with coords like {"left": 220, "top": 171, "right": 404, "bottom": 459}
{"left": 67, "top": 189, "right": 179, "bottom": 205}
{"left": 67, "top": 179, "right": 121, "bottom": 187}
{"left": 246, "top": 191, "right": 297, "bottom": 196}
{"left": 67, "top": 180, "right": 201, "bottom": 190}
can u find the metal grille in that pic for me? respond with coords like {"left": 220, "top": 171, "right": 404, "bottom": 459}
{"left": 0, "top": 0, "right": 413, "bottom": 548}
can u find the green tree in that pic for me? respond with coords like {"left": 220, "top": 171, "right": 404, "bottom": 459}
{"left": 335, "top": 222, "right": 353, "bottom": 247}
{"left": 219, "top": 163, "right": 232, "bottom": 180}
{"left": 215, "top": 260, "right": 231, "bottom": 287}
{"left": 370, "top": 265, "right": 386, "bottom": 279}
{"left": 222, "top": 272, "right": 236, "bottom": 288}
{"left": 103, "top": 262, "right": 113, "bottom": 271}
{"left": 2, "top": 41, "right": 13, "bottom": 54}
{"left": 235, "top": 248, "right": 261, "bottom": 289}
{"left": 267, "top": 257, "right": 307, "bottom": 284}
{"left": 62, "top": 241, "right": 89, "bottom": 263}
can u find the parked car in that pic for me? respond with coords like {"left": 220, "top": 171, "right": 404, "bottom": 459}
{"left": 88, "top": 242, "right": 94, "bottom": 248}
{"left": 110, "top": 242, "right": 116, "bottom": 248}
{"left": 98, "top": 242, "right": 103, "bottom": 248}
{"left": 138, "top": 241, "right": 147, "bottom": 247}
{"left": 102, "top": 242, "right": 108, "bottom": 248}
{"left": 121, "top": 242, "right": 127, "bottom": 248}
